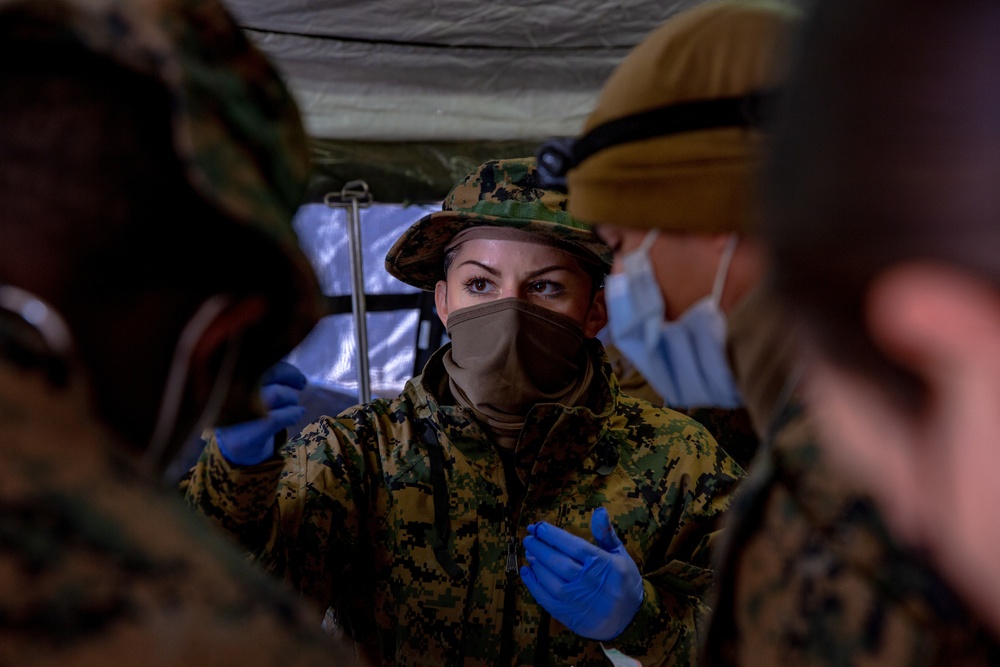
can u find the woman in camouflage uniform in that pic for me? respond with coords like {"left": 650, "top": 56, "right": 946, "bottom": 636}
{"left": 186, "top": 157, "right": 743, "bottom": 666}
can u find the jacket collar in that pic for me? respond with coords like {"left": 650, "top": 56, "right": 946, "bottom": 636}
{"left": 408, "top": 339, "right": 620, "bottom": 481}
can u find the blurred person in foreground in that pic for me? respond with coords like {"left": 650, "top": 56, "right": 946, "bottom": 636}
{"left": 185, "top": 157, "right": 743, "bottom": 666}
{"left": 0, "top": 0, "right": 363, "bottom": 663}
{"left": 542, "top": 0, "right": 1000, "bottom": 664}
{"left": 765, "top": 0, "right": 1000, "bottom": 649}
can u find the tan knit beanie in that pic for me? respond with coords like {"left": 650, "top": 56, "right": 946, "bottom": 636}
{"left": 566, "top": 0, "right": 800, "bottom": 233}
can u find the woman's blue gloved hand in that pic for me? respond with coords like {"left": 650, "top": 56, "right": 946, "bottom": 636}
{"left": 520, "top": 507, "right": 644, "bottom": 641}
{"left": 215, "top": 360, "right": 307, "bottom": 466}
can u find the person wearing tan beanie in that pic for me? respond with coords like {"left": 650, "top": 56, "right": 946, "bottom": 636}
{"left": 538, "top": 0, "right": 1000, "bottom": 665}
{"left": 540, "top": 0, "right": 789, "bottom": 421}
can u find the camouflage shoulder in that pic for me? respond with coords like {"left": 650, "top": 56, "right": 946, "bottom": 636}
{"left": 683, "top": 405, "right": 760, "bottom": 472}
{"left": 614, "top": 392, "right": 744, "bottom": 470}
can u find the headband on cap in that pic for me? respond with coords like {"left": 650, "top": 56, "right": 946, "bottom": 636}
{"left": 536, "top": 90, "right": 779, "bottom": 192}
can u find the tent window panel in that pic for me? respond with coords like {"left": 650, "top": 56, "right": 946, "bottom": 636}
{"left": 286, "top": 201, "right": 441, "bottom": 402}
{"left": 292, "top": 201, "right": 439, "bottom": 297}
{"left": 287, "top": 310, "right": 421, "bottom": 401}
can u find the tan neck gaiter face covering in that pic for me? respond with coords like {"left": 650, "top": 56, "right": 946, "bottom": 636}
{"left": 442, "top": 299, "right": 593, "bottom": 443}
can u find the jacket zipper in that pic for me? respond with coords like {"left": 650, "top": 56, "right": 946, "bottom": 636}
{"left": 497, "top": 495, "right": 519, "bottom": 665}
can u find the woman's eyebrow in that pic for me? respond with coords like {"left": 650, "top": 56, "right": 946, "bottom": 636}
{"left": 525, "top": 265, "right": 573, "bottom": 279}
{"left": 457, "top": 260, "right": 501, "bottom": 276}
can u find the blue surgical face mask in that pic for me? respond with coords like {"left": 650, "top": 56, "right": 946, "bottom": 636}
{"left": 605, "top": 230, "right": 743, "bottom": 409}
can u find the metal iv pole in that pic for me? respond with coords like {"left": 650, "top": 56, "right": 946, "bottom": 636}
{"left": 324, "top": 180, "right": 373, "bottom": 403}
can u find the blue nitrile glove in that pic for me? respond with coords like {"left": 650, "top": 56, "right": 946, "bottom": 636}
{"left": 215, "top": 360, "right": 307, "bottom": 466}
{"left": 520, "top": 507, "right": 644, "bottom": 641}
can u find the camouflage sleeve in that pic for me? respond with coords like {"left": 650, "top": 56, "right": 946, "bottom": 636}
{"left": 262, "top": 413, "right": 374, "bottom": 616}
{"left": 605, "top": 403, "right": 745, "bottom": 666}
{"left": 183, "top": 414, "right": 376, "bottom": 617}
{"left": 182, "top": 431, "right": 287, "bottom": 549}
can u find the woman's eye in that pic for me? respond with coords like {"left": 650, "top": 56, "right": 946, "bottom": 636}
{"left": 529, "top": 280, "right": 563, "bottom": 296}
{"left": 463, "top": 277, "right": 493, "bottom": 294}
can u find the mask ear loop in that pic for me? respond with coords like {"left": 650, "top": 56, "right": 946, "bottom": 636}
{"left": 637, "top": 229, "right": 660, "bottom": 256}
{"left": 620, "top": 229, "right": 660, "bottom": 276}
{"left": 711, "top": 234, "right": 740, "bottom": 306}
{"left": 143, "top": 294, "right": 234, "bottom": 474}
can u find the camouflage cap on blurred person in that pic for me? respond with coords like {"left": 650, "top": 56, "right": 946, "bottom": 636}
{"left": 386, "top": 158, "right": 612, "bottom": 291}
{"left": 0, "top": 0, "right": 322, "bottom": 345}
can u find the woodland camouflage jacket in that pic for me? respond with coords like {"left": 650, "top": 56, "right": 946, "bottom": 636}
{"left": 186, "top": 342, "right": 743, "bottom": 666}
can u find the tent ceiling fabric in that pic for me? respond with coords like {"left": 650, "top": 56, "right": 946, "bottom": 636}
{"left": 223, "top": 0, "right": 718, "bottom": 142}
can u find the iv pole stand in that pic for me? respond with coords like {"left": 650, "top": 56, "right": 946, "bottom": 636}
{"left": 324, "top": 180, "right": 373, "bottom": 403}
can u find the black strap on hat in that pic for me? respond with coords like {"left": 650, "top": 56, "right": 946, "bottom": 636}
{"left": 536, "top": 89, "right": 779, "bottom": 192}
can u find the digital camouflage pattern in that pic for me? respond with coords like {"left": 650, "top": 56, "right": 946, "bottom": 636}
{"left": 186, "top": 341, "right": 743, "bottom": 666}
{"left": 703, "top": 398, "right": 1000, "bottom": 667}
{"left": 605, "top": 342, "right": 760, "bottom": 471}
{"left": 681, "top": 407, "right": 757, "bottom": 474}
{"left": 385, "top": 157, "right": 613, "bottom": 291}
{"left": 0, "top": 0, "right": 322, "bottom": 353}
{"left": 0, "top": 362, "right": 364, "bottom": 666}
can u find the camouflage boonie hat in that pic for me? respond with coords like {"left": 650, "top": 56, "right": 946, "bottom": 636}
{"left": 385, "top": 157, "right": 612, "bottom": 291}
{"left": 0, "top": 0, "right": 322, "bottom": 346}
